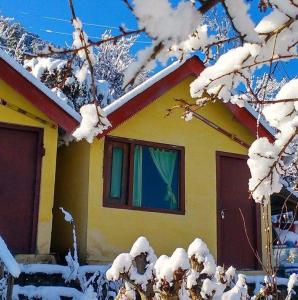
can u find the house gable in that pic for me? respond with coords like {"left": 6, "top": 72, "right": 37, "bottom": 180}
{"left": 100, "top": 56, "right": 273, "bottom": 142}
{"left": 0, "top": 50, "right": 80, "bottom": 133}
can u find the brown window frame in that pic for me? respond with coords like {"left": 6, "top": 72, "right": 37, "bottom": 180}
{"left": 103, "top": 136, "right": 185, "bottom": 215}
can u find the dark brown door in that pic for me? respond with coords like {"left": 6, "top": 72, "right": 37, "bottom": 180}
{"left": 216, "top": 152, "right": 260, "bottom": 270}
{"left": 0, "top": 122, "right": 43, "bottom": 253}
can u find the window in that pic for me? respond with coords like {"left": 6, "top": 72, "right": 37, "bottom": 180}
{"left": 103, "top": 136, "right": 185, "bottom": 214}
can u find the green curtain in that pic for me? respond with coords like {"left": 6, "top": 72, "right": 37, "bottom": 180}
{"left": 132, "top": 145, "right": 143, "bottom": 207}
{"left": 110, "top": 147, "right": 123, "bottom": 198}
{"left": 149, "top": 148, "right": 178, "bottom": 209}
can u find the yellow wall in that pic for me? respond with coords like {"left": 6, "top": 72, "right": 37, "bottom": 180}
{"left": 86, "top": 76, "right": 257, "bottom": 263}
{"left": 0, "top": 79, "right": 58, "bottom": 254}
{"left": 53, "top": 75, "right": 269, "bottom": 265}
{"left": 52, "top": 141, "right": 90, "bottom": 261}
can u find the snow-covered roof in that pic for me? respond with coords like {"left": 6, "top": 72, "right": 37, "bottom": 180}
{"left": 103, "top": 59, "right": 184, "bottom": 116}
{"left": 0, "top": 49, "right": 81, "bottom": 123}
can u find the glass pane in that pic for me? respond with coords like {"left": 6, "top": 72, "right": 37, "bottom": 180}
{"left": 132, "top": 145, "right": 180, "bottom": 210}
{"left": 110, "top": 147, "right": 123, "bottom": 198}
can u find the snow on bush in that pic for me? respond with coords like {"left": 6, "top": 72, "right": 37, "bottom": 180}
{"left": 107, "top": 236, "right": 248, "bottom": 299}
{"left": 107, "top": 236, "right": 298, "bottom": 299}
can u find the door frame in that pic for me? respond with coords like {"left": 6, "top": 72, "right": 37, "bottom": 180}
{"left": 0, "top": 122, "right": 43, "bottom": 253}
{"left": 216, "top": 151, "right": 262, "bottom": 269}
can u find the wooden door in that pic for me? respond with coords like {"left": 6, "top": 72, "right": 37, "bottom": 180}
{"left": 216, "top": 152, "right": 260, "bottom": 270}
{"left": 0, "top": 122, "right": 43, "bottom": 253}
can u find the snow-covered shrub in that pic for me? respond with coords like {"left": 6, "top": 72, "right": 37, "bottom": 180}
{"left": 107, "top": 236, "right": 298, "bottom": 299}
{"left": 106, "top": 237, "right": 245, "bottom": 300}
{"left": 60, "top": 208, "right": 120, "bottom": 300}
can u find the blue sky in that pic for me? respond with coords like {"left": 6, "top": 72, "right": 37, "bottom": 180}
{"left": 0, "top": 0, "right": 150, "bottom": 52}
{"left": 0, "top": 0, "right": 295, "bottom": 79}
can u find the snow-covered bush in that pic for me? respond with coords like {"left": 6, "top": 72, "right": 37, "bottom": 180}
{"left": 0, "top": 16, "right": 148, "bottom": 113}
{"left": 106, "top": 237, "right": 246, "bottom": 300}
{"left": 106, "top": 236, "right": 298, "bottom": 299}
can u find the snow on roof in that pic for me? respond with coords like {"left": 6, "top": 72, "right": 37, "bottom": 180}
{"left": 103, "top": 59, "right": 184, "bottom": 116}
{"left": 0, "top": 49, "right": 81, "bottom": 122}
{"left": 244, "top": 103, "right": 275, "bottom": 136}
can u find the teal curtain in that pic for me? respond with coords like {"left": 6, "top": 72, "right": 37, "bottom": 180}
{"left": 132, "top": 145, "right": 143, "bottom": 207}
{"left": 110, "top": 147, "right": 123, "bottom": 198}
{"left": 149, "top": 148, "right": 178, "bottom": 209}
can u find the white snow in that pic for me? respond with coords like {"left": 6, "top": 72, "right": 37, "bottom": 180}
{"left": 129, "top": 236, "right": 157, "bottom": 264}
{"left": 224, "top": 0, "right": 259, "bottom": 43}
{"left": 59, "top": 207, "right": 73, "bottom": 223}
{"left": 222, "top": 274, "right": 248, "bottom": 300}
{"left": 248, "top": 137, "right": 282, "bottom": 204}
{"left": 132, "top": 0, "right": 202, "bottom": 43}
{"left": 72, "top": 104, "right": 111, "bottom": 143}
{"left": 106, "top": 253, "right": 132, "bottom": 281}
{"left": 287, "top": 273, "right": 297, "bottom": 297}
{"left": 0, "top": 49, "right": 81, "bottom": 123}
{"left": 202, "top": 279, "right": 226, "bottom": 299}
{"left": 24, "top": 57, "right": 66, "bottom": 80}
{"left": 188, "top": 238, "right": 209, "bottom": 263}
{"left": 13, "top": 285, "right": 85, "bottom": 300}
{"left": 19, "top": 263, "right": 108, "bottom": 279}
{"left": 155, "top": 249, "right": 190, "bottom": 285}
{"left": 190, "top": 43, "right": 259, "bottom": 102}
{"left": 0, "top": 236, "right": 20, "bottom": 278}
{"left": 106, "top": 237, "right": 157, "bottom": 291}
{"left": 72, "top": 17, "right": 95, "bottom": 65}
{"left": 255, "top": 9, "right": 289, "bottom": 34}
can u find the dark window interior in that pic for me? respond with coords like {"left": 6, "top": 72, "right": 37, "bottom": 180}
{"left": 103, "top": 136, "right": 184, "bottom": 214}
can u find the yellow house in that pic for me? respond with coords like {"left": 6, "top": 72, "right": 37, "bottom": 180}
{"left": 0, "top": 49, "right": 80, "bottom": 259}
{"left": 52, "top": 57, "right": 273, "bottom": 270}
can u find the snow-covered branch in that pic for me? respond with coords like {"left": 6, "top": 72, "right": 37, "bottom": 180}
{"left": 124, "top": 0, "right": 298, "bottom": 204}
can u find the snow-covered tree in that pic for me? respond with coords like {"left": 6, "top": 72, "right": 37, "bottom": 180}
{"left": 0, "top": 16, "right": 46, "bottom": 63}
{"left": 0, "top": 15, "right": 148, "bottom": 113}
{"left": 94, "top": 31, "right": 148, "bottom": 101}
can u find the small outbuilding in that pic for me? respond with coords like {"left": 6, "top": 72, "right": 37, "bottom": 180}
{"left": 0, "top": 49, "right": 79, "bottom": 258}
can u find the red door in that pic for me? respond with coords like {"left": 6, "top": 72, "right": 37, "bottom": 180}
{"left": 216, "top": 152, "right": 260, "bottom": 270}
{"left": 0, "top": 122, "right": 43, "bottom": 253}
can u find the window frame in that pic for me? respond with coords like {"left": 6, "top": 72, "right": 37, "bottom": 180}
{"left": 103, "top": 136, "right": 185, "bottom": 215}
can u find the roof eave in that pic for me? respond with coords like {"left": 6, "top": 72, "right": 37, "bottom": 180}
{"left": 0, "top": 51, "right": 80, "bottom": 133}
